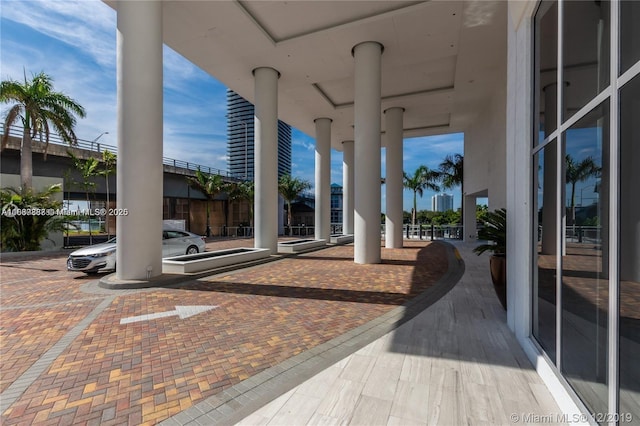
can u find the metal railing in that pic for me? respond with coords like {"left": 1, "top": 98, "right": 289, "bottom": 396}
{"left": 381, "top": 224, "right": 464, "bottom": 241}
{"left": 1, "top": 126, "right": 235, "bottom": 179}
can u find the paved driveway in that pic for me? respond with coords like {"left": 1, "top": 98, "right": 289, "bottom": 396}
{"left": 0, "top": 240, "right": 451, "bottom": 425}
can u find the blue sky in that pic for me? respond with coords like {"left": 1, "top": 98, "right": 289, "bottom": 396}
{"left": 0, "top": 0, "right": 464, "bottom": 212}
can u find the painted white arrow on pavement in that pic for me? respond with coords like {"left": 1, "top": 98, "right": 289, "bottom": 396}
{"left": 120, "top": 305, "right": 218, "bottom": 325}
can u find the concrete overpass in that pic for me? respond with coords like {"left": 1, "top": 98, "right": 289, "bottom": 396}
{"left": 0, "top": 131, "right": 238, "bottom": 202}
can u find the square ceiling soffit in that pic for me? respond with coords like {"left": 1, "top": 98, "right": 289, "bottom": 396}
{"left": 234, "top": 0, "right": 429, "bottom": 45}
{"left": 312, "top": 84, "right": 455, "bottom": 109}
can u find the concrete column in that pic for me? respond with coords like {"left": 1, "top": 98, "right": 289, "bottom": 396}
{"left": 315, "top": 118, "right": 332, "bottom": 241}
{"left": 353, "top": 41, "right": 383, "bottom": 264}
{"left": 342, "top": 140, "right": 354, "bottom": 235}
{"left": 116, "top": 1, "right": 163, "bottom": 280}
{"left": 463, "top": 194, "right": 477, "bottom": 241}
{"left": 253, "top": 67, "right": 279, "bottom": 253}
{"left": 384, "top": 107, "right": 404, "bottom": 249}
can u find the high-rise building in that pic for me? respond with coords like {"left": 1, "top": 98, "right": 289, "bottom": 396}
{"left": 330, "top": 183, "right": 343, "bottom": 225}
{"left": 431, "top": 193, "right": 453, "bottom": 212}
{"left": 227, "top": 89, "right": 292, "bottom": 180}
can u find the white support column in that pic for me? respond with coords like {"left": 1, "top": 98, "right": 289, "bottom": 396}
{"left": 253, "top": 67, "right": 279, "bottom": 253}
{"left": 342, "top": 140, "right": 354, "bottom": 235}
{"left": 116, "top": 1, "right": 163, "bottom": 280}
{"left": 315, "top": 118, "right": 332, "bottom": 241}
{"left": 384, "top": 107, "right": 404, "bottom": 249}
{"left": 463, "top": 194, "right": 477, "bottom": 241}
{"left": 353, "top": 41, "right": 383, "bottom": 264}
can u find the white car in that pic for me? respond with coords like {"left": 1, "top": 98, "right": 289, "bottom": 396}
{"left": 67, "top": 229, "right": 206, "bottom": 274}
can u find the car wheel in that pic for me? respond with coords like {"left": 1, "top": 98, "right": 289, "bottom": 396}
{"left": 186, "top": 245, "right": 199, "bottom": 255}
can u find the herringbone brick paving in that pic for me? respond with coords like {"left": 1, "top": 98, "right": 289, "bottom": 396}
{"left": 0, "top": 239, "right": 447, "bottom": 425}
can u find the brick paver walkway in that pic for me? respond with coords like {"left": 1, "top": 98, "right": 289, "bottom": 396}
{"left": 0, "top": 239, "right": 451, "bottom": 425}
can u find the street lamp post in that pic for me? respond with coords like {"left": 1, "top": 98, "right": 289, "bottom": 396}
{"left": 91, "top": 131, "right": 109, "bottom": 152}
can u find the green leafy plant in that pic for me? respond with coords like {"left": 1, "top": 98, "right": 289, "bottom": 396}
{"left": 1, "top": 184, "right": 66, "bottom": 251}
{"left": 473, "top": 208, "right": 506, "bottom": 256}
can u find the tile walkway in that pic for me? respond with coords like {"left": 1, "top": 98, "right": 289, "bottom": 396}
{"left": 1, "top": 238, "right": 479, "bottom": 425}
{"left": 229, "top": 241, "right": 565, "bottom": 426}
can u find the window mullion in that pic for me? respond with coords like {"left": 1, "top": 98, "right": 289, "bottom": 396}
{"left": 607, "top": 0, "right": 620, "bottom": 423}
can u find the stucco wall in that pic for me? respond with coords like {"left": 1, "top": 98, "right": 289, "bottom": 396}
{"left": 463, "top": 83, "right": 507, "bottom": 210}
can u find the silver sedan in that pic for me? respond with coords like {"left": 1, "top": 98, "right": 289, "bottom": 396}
{"left": 67, "top": 229, "right": 206, "bottom": 274}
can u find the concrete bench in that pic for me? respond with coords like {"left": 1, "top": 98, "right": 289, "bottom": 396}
{"left": 277, "top": 239, "right": 326, "bottom": 253}
{"left": 329, "top": 234, "right": 354, "bottom": 244}
{"left": 162, "top": 248, "right": 270, "bottom": 274}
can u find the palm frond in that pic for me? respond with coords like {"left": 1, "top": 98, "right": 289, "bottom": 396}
{"left": 473, "top": 208, "right": 506, "bottom": 255}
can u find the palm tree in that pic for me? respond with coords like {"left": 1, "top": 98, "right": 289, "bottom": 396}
{"left": 187, "top": 169, "right": 225, "bottom": 237}
{"left": 69, "top": 152, "right": 100, "bottom": 244}
{"left": 565, "top": 154, "right": 600, "bottom": 225}
{"left": 227, "top": 180, "right": 255, "bottom": 227}
{"left": 278, "top": 174, "right": 311, "bottom": 235}
{"left": 1, "top": 72, "right": 86, "bottom": 189}
{"left": 403, "top": 165, "right": 440, "bottom": 226}
{"left": 100, "top": 150, "right": 117, "bottom": 238}
{"left": 438, "top": 153, "right": 464, "bottom": 224}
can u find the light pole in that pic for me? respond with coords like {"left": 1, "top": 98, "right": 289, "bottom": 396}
{"left": 226, "top": 113, "right": 249, "bottom": 179}
{"left": 91, "top": 131, "right": 109, "bottom": 152}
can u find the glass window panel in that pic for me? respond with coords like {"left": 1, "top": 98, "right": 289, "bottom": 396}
{"left": 535, "top": 0, "right": 558, "bottom": 142}
{"left": 620, "top": 1, "right": 640, "bottom": 76}
{"left": 561, "top": 101, "right": 609, "bottom": 420}
{"left": 533, "top": 143, "right": 557, "bottom": 361}
{"left": 619, "top": 75, "right": 640, "bottom": 425}
{"left": 563, "top": 1, "right": 610, "bottom": 122}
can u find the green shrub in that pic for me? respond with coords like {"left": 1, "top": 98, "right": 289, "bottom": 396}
{"left": 1, "top": 184, "right": 66, "bottom": 251}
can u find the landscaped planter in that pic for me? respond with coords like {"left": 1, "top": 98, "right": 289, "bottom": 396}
{"left": 329, "top": 234, "right": 353, "bottom": 244}
{"left": 162, "top": 248, "right": 270, "bottom": 274}
{"left": 277, "top": 239, "right": 326, "bottom": 253}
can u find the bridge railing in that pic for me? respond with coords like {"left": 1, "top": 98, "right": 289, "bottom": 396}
{"left": 1, "top": 126, "right": 237, "bottom": 179}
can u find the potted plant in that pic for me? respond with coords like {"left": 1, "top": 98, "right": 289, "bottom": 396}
{"left": 473, "top": 208, "right": 507, "bottom": 310}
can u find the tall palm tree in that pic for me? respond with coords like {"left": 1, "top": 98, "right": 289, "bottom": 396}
{"left": 403, "top": 165, "right": 440, "bottom": 226}
{"left": 227, "top": 180, "right": 255, "bottom": 227}
{"left": 278, "top": 174, "right": 311, "bottom": 235}
{"left": 1, "top": 72, "right": 86, "bottom": 189}
{"left": 69, "top": 152, "right": 100, "bottom": 245}
{"left": 438, "top": 153, "right": 464, "bottom": 224}
{"left": 100, "top": 150, "right": 117, "bottom": 238}
{"left": 565, "top": 154, "right": 600, "bottom": 225}
{"left": 565, "top": 154, "right": 600, "bottom": 209}
{"left": 187, "top": 169, "right": 225, "bottom": 237}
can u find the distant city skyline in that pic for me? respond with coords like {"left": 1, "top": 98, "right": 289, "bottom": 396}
{"left": 0, "top": 0, "right": 464, "bottom": 212}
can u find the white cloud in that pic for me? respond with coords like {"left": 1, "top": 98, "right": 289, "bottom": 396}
{"left": 1, "top": 0, "right": 116, "bottom": 68}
